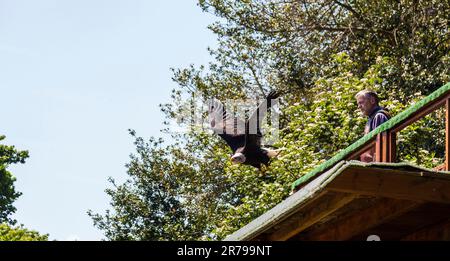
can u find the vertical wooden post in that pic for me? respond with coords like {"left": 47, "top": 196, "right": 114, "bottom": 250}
{"left": 381, "top": 132, "right": 389, "bottom": 162}
{"left": 446, "top": 98, "right": 450, "bottom": 170}
{"left": 389, "top": 132, "right": 397, "bottom": 163}
{"left": 375, "top": 133, "right": 382, "bottom": 162}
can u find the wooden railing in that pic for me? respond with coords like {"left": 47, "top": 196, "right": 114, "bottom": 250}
{"left": 346, "top": 93, "right": 450, "bottom": 170}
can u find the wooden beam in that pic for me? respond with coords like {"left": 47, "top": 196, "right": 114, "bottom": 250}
{"left": 381, "top": 132, "right": 389, "bottom": 162}
{"left": 401, "top": 218, "right": 450, "bottom": 241}
{"left": 346, "top": 140, "right": 375, "bottom": 161}
{"left": 267, "top": 193, "right": 356, "bottom": 241}
{"left": 446, "top": 98, "right": 450, "bottom": 171}
{"left": 300, "top": 198, "right": 420, "bottom": 241}
{"left": 327, "top": 167, "right": 450, "bottom": 204}
{"left": 392, "top": 96, "right": 447, "bottom": 133}
{"left": 434, "top": 163, "right": 446, "bottom": 171}
{"left": 388, "top": 131, "right": 396, "bottom": 162}
{"left": 375, "top": 133, "right": 382, "bottom": 162}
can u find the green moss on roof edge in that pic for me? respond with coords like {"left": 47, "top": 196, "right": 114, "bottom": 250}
{"left": 291, "top": 82, "right": 450, "bottom": 190}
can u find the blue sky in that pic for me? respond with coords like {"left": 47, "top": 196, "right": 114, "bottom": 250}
{"left": 0, "top": 0, "right": 216, "bottom": 240}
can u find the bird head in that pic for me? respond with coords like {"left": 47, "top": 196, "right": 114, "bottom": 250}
{"left": 231, "top": 153, "right": 246, "bottom": 164}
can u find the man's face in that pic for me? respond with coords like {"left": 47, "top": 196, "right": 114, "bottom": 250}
{"left": 356, "top": 95, "right": 376, "bottom": 116}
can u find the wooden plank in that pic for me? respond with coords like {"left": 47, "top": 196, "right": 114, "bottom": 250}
{"left": 446, "top": 98, "right": 450, "bottom": 171}
{"left": 267, "top": 192, "right": 356, "bottom": 241}
{"left": 388, "top": 132, "right": 396, "bottom": 162}
{"left": 401, "top": 218, "right": 450, "bottom": 241}
{"left": 392, "top": 96, "right": 447, "bottom": 133}
{"left": 381, "top": 132, "right": 389, "bottom": 162}
{"left": 300, "top": 198, "right": 420, "bottom": 240}
{"left": 375, "top": 133, "right": 382, "bottom": 162}
{"left": 434, "top": 163, "right": 446, "bottom": 171}
{"left": 346, "top": 140, "right": 376, "bottom": 161}
{"left": 327, "top": 167, "right": 450, "bottom": 204}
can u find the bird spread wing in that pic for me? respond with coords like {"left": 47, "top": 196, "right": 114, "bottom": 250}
{"left": 208, "top": 98, "right": 246, "bottom": 152}
{"left": 244, "top": 90, "right": 280, "bottom": 150}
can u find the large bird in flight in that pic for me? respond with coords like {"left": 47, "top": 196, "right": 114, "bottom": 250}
{"left": 208, "top": 91, "right": 282, "bottom": 169}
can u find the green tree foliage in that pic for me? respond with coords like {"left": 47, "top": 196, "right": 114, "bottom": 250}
{"left": 0, "top": 135, "right": 28, "bottom": 224}
{"left": 88, "top": 130, "right": 236, "bottom": 240}
{"left": 0, "top": 136, "right": 47, "bottom": 241}
{"left": 0, "top": 223, "right": 48, "bottom": 241}
{"left": 91, "top": 0, "right": 449, "bottom": 240}
{"left": 196, "top": 0, "right": 449, "bottom": 97}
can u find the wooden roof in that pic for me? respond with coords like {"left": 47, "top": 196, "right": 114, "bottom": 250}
{"left": 225, "top": 161, "right": 450, "bottom": 241}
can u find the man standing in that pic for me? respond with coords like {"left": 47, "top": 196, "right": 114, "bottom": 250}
{"left": 355, "top": 90, "right": 390, "bottom": 162}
